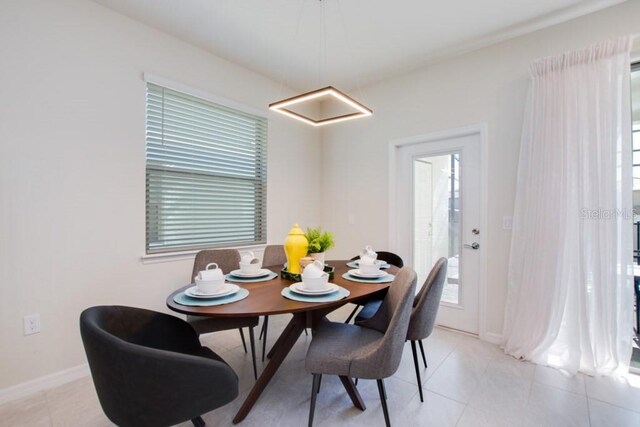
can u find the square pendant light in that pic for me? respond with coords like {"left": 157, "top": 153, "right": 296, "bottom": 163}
{"left": 269, "top": 86, "right": 372, "bottom": 126}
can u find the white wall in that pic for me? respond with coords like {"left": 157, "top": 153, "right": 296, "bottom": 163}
{"left": 0, "top": 0, "right": 321, "bottom": 390}
{"left": 321, "top": 0, "right": 640, "bottom": 338}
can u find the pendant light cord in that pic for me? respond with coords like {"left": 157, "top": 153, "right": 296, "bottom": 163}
{"left": 336, "top": 0, "right": 367, "bottom": 103}
{"left": 276, "top": 0, "right": 369, "bottom": 105}
{"left": 319, "top": 0, "right": 327, "bottom": 88}
{"left": 277, "top": 0, "right": 308, "bottom": 98}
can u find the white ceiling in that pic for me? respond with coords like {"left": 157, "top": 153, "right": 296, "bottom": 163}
{"left": 93, "top": 0, "right": 627, "bottom": 90}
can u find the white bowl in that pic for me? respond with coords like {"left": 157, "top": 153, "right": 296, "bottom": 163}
{"left": 359, "top": 261, "right": 381, "bottom": 275}
{"left": 301, "top": 274, "right": 329, "bottom": 291}
{"left": 239, "top": 261, "right": 262, "bottom": 275}
{"left": 195, "top": 277, "right": 225, "bottom": 294}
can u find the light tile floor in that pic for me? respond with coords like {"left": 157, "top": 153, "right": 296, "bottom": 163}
{"left": 2, "top": 304, "right": 640, "bottom": 426}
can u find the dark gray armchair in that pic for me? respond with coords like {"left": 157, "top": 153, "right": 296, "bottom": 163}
{"left": 80, "top": 305, "right": 238, "bottom": 427}
{"left": 345, "top": 251, "right": 404, "bottom": 323}
{"left": 305, "top": 267, "right": 417, "bottom": 427}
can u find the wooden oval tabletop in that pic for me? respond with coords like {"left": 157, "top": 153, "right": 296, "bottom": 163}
{"left": 166, "top": 260, "right": 398, "bottom": 318}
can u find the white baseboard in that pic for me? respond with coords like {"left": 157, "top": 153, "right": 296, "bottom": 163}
{"left": 482, "top": 331, "right": 504, "bottom": 345}
{"left": 0, "top": 364, "right": 90, "bottom": 405}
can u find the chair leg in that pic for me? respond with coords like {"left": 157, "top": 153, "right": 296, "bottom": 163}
{"left": 239, "top": 328, "right": 248, "bottom": 354}
{"left": 309, "top": 374, "right": 322, "bottom": 427}
{"left": 410, "top": 340, "right": 424, "bottom": 402}
{"left": 191, "top": 416, "right": 205, "bottom": 427}
{"left": 418, "top": 339, "right": 427, "bottom": 368}
{"left": 305, "top": 328, "right": 308, "bottom": 336}
{"left": 344, "top": 305, "right": 360, "bottom": 323}
{"left": 377, "top": 379, "right": 391, "bottom": 427}
{"left": 354, "top": 378, "right": 358, "bottom": 386}
{"left": 317, "top": 374, "right": 322, "bottom": 394}
{"left": 259, "top": 315, "right": 268, "bottom": 340}
{"left": 249, "top": 327, "right": 257, "bottom": 380}
{"left": 261, "top": 316, "right": 269, "bottom": 362}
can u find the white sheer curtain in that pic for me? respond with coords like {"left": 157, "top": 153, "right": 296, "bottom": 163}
{"left": 503, "top": 37, "right": 634, "bottom": 376}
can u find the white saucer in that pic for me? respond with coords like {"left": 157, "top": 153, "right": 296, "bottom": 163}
{"left": 289, "top": 282, "right": 340, "bottom": 296}
{"left": 349, "top": 261, "right": 391, "bottom": 269}
{"left": 348, "top": 269, "right": 386, "bottom": 278}
{"left": 185, "top": 284, "right": 240, "bottom": 299}
{"left": 229, "top": 269, "right": 271, "bottom": 278}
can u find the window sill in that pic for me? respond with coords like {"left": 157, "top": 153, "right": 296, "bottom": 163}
{"left": 140, "top": 244, "right": 267, "bottom": 264}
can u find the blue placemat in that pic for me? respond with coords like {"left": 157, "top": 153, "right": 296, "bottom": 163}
{"left": 225, "top": 271, "right": 278, "bottom": 283}
{"left": 281, "top": 286, "right": 350, "bottom": 303}
{"left": 346, "top": 261, "right": 390, "bottom": 269}
{"left": 173, "top": 288, "right": 249, "bottom": 307}
{"left": 341, "top": 272, "right": 395, "bottom": 283}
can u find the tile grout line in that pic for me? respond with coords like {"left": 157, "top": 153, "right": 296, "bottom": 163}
{"left": 584, "top": 370, "right": 593, "bottom": 427}
{"left": 585, "top": 394, "right": 593, "bottom": 427}
{"left": 586, "top": 395, "right": 640, "bottom": 415}
{"left": 43, "top": 391, "right": 54, "bottom": 427}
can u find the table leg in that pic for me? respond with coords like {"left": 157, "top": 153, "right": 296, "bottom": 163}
{"left": 338, "top": 376, "right": 366, "bottom": 410}
{"left": 233, "top": 313, "right": 306, "bottom": 424}
{"left": 265, "top": 316, "right": 297, "bottom": 359}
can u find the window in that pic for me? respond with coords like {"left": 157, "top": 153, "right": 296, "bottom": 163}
{"left": 145, "top": 82, "right": 267, "bottom": 254}
{"left": 632, "top": 64, "right": 640, "bottom": 263}
{"left": 632, "top": 63, "right": 640, "bottom": 192}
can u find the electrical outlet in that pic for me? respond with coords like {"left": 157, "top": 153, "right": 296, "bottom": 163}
{"left": 23, "top": 314, "right": 41, "bottom": 335}
{"left": 502, "top": 216, "right": 513, "bottom": 230}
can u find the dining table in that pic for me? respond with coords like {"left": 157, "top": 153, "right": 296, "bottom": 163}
{"left": 166, "top": 259, "right": 399, "bottom": 424}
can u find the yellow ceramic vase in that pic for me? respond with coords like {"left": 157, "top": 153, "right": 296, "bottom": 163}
{"left": 284, "top": 223, "right": 308, "bottom": 274}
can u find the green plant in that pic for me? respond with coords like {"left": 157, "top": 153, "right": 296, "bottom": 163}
{"left": 305, "top": 227, "right": 335, "bottom": 253}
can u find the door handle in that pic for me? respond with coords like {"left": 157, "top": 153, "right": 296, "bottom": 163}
{"left": 463, "top": 242, "right": 480, "bottom": 250}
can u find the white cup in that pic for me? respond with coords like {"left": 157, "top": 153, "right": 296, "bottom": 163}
{"left": 198, "top": 263, "right": 223, "bottom": 280}
{"left": 359, "top": 245, "right": 378, "bottom": 265}
{"left": 301, "top": 273, "right": 329, "bottom": 291}
{"left": 302, "top": 260, "right": 325, "bottom": 278}
{"left": 239, "top": 260, "right": 261, "bottom": 275}
{"left": 195, "top": 263, "right": 225, "bottom": 294}
{"left": 240, "top": 251, "right": 255, "bottom": 264}
{"left": 359, "top": 261, "right": 381, "bottom": 275}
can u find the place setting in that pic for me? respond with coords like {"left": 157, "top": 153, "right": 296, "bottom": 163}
{"left": 346, "top": 246, "right": 391, "bottom": 269}
{"left": 174, "top": 262, "right": 249, "bottom": 307}
{"left": 342, "top": 246, "right": 395, "bottom": 283}
{"left": 282, "top": 260, "right": 350, "bottom": 302}
{"left": 225, "top": 251, "right": 279, "bottom": 283}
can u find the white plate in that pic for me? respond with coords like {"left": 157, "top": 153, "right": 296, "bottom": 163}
{"left": 228, "top": 269, "right": 271, "bottom": 278}
{"left": 185, "top": 284, "right": 240, "bottom": 299}
{"left": 289, "top": 283, "right": 340, "bottom": 296}
{"left": 348, "top": 269, "right": 386, "bottom": 278}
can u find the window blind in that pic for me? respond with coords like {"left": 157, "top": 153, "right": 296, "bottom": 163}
{"left": 145, "top": 83, "right": 267, "bottom": 254}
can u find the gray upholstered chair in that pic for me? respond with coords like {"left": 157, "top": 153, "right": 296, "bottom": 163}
{"left": 263, "top": 244, "right": 287, "bottom": 266}
{"left": 305, "top": 267, "right": 418, "bottom": 427}
{"left": 357, "top": 258, "right": 448, "bottom": 402}
{"left": 187, "top": 249, "right": 259, "bottom": 380}
{"left": 257, "top": 245, "right": 288, "bottom": 361}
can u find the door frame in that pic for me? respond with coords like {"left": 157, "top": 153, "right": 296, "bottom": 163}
{"left": 388, "top": 124, "right": 489, "bottom": 341}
